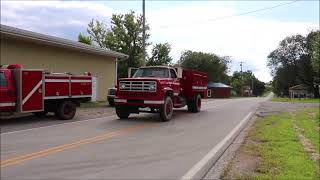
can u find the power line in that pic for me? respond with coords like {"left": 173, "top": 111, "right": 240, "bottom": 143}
{"left": 159, "top": 0, "right": 300, "bottom": 28}
{"left": 206, "top": 0, "right": 300, "bottom": 22}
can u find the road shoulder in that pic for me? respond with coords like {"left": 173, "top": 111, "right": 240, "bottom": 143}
{"left": 204, "top": 101, "right": 319, "bottom": 179}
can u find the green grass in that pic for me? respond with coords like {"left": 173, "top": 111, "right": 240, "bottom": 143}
{"left": 272, "top": 97, "right": 320, "bottom": 103}
{"left": 247, "top": 111, "right": 319, "bottom": 179}
{"left": 294, "top": 108, "right": 320, "bottom": 153}
{"left": 80, "top": 101, "right": 107, "bottom": 108}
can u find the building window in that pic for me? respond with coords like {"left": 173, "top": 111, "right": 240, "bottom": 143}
{"left": 207, "top": 89, "right": 212, "bottom": 97}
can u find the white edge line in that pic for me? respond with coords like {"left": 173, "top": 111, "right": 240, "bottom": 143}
{"left": 1, "top": 115, "right": 117, "bottom": 135}
{"left": 181, "top": 111, "right": 253, "bottom": 180}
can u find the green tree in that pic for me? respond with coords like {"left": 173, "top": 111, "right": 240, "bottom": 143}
{"left": 178, "top": 50, "right": 230, "bottom": 83}
{"left": 307, "top": 31, "right": 320, "bottom": 81}
{"left": 267, "top": 32, "right": 319, "bottom": 97}
{"left": 230, "top": 71, "right": 265, "bottom": 96}
{"left": 80, "top": 11, "right": 150, "bottom": 77}
{"left": 78, "top": 33, "right": 92, "bottom": 45}
{"left": 147, "top": 43, "right": 172, "bottom": 66}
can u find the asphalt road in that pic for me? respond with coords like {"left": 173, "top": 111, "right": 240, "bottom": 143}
{"left": 1, "top": 97, "right": 267, "bottom": 179}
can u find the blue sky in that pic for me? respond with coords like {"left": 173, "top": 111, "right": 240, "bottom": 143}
{"left": 1, "top": 1, "right": 319, "bottom": 82}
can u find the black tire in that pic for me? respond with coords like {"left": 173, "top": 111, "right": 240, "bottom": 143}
{"left": 108, "top": 98, "right": 115, "bottom": 107}
{"left": 187, "top": 94, "right": 201, "bottom": 113}
{"left": 159, "top": 96, "right": 174, "bottom": 122}
{"left": 55, "top": 100, "right": 76, "bottom": 120}
{"left": 33, "top": 111, "right": 48, "bottom": 117}
{"left": 115, "top": 106, "right": 130, "bottom": 119}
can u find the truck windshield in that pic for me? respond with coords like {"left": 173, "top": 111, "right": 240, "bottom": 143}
{"left": 133, "top": 68, "right": 169, "bottom": 78}
{"left": 0, "top": 72, "right": 7, "bottom": 87}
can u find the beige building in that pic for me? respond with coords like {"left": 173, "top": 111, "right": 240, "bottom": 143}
{"left": 0, "top": 24, "right": 127, "bottom": 101}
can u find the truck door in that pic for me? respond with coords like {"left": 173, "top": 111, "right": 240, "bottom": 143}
{"left": 19, "top": 70, "right": 44, "bottom": 112}
{"left": 0, "top": 70, "right": 16, "bottom": 112}
{"left": 170, "top": 69, "right": 180, "bottom": 96}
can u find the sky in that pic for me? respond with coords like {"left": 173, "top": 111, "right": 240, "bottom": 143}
{"left": 1, "top": 0, "right": 319, "bottom": 82}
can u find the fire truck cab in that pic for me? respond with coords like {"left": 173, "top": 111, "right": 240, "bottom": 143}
{"left": 114, "top": 66, "right": 208, "bottom": 121}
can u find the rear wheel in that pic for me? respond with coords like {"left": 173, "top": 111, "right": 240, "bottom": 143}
{"left": 187, "top": 94, "right": 201, "bottom": 113}
{"left": 160, "top": 96, "right": 173, "bottom": 122}
{"left": 56, "top": 100, "right": 76, "bottom": 120}
{"left": 115, "top": 106, "right": 130, "bottom": 119}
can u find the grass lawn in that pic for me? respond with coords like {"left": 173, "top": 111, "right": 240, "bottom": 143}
{"left": 229, "top": 108, "right": 320, "bottom": 179}
{"left": 272, "top": 97, "right": 320, "bottom": 103}
{"left": 294, "top": 108, "right": 320, "bottom": 153}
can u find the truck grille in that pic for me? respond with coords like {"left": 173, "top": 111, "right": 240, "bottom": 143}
{"left": 119, "top": 81, "right": 156, "bottom": 92}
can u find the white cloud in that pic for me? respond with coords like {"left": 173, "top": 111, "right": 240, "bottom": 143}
{"left": 146, "top": 2, "right": 318, "bottom": 82}
{"left": 1, "top": 1, "right": 318, "bottom": 82}
{"left": 1, "top": 1, "right": 117, "bottom": 34}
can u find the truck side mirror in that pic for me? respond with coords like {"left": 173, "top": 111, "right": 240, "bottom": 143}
{"left": 175, "top": 67, "right": 183, "bottom": 78}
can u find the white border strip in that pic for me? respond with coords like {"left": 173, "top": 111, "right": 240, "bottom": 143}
{"left": 144, "top": 100, "right": 164, "bottom": 104}
{"left": 114, "top": 99, "right": 127, "bottom": 103}
{"left": 22, "top": 80, "right": 42, "bottom": 105}
{"left": 0, "top": 102, "right": 16, "bottom": 107}
{"left": 192, "top": 86, "right": 207, "bottom": 90}
{"left": 181, "top": 112, "right": 253, "bottom": 180}
{"left": 71, "top": 80, "right": 92, "bottom": 83}
{"left": 45, "top": 79, "right": 69, "bottom": 83}
{"left": 71, "top": 95, "right": 91, "bottom": 98}
{"left": 44, "top": 96, "right": 69, "bottom": 100}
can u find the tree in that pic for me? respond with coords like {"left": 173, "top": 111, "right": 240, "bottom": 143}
{"left": 178, "top": 50, "right": 230, "bottom": 83}
{"left": 307, "top": 31, "right": 320, "bottom": 80}
{"left": 80, "top": 11, "right": 150, "bottom": 77}
{"left": 230, "top": 71, "right": 265, "bottom": 96}
{"left": 147, "top": 43, "right": 172, "bottom": 66}
{"left": 267, "top": 33, "right": 318, "bottom": 97}
{"left": 78, "top": 33, "right": 92, "bottom": 45}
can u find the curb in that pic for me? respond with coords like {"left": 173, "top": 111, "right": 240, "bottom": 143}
{"left": 181, "top": 110, "right": 256, "bottom": 180}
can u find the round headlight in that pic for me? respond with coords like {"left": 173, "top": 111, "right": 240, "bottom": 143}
{"left": 150, "top": 84, "right": 155, "bottom": 90}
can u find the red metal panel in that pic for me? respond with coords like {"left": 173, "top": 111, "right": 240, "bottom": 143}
{"left": 44, "top": 76, "right": 70, "bottom": 97}
{"left": 21, "top": 70, "right": 44, "bottom": 112}
{"left": 71, "top": 76, "right": 92, "bottom": 97}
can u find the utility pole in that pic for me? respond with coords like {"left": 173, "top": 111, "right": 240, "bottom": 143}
{"left": 142, "top": 0, "right": 146, "bottom": 66}
{"left": 239, "top": 61, "right": 245, "bottom": 96}
{"left": 251, "top": 76, "right": 254, "bottom": 96}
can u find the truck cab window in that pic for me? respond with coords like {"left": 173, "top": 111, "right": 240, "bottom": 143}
{"left": 0, "top": 72, "right": 7, "bottom": 87}
{"left": 133, "top": 68, "right": 169, "bottom": 78}
{"left": 170, "top": 69, "right": 177, "bottom": 78}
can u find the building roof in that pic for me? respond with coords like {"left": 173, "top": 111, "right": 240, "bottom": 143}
{"left": 208, "top": 82, "right": 231, "bottom": 88}
{"left": 0, "top": 24, "right": 128, "bottom": 59}
{"left": 289, "top": 84, "right": 308, "bottom": 90}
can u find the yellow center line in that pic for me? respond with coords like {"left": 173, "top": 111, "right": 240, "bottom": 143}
{"left": 1, "top": 123, "right": 156, "bottom": 168}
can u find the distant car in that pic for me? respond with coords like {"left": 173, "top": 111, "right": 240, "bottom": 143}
{"left": 107, "top": 88, "right": 116, "bottom": 106}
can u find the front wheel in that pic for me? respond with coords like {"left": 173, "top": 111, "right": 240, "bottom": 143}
{"left": 115, "top": 106, "right": 130, "bottom": 119}
{"left": 187, "top": 94, "right": 201, "bottom": 113}
{"left": 160, "top": 96, "right": 173, "bottom": 122}
{"left": 55, "top": 100, "right": 76, "bottom": 120}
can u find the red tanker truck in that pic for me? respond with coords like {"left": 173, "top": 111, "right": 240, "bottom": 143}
{"left": 0, "top": 64, "right": 92, "bottom": 120}
{"left": 114, "top": 66, "right": 208, "bottom": 121}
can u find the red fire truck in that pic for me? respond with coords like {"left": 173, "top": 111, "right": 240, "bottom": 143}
{"left": 0, "top": 64, "right": 92, "bottom": 120}
{"left": 114, "top": 66, "right": 208, "bottom": 121}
